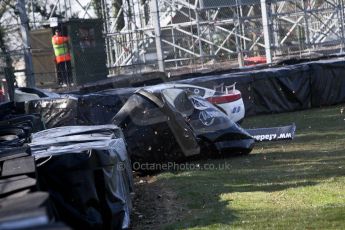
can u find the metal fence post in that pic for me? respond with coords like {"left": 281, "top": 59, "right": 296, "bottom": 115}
{"left": 338, "top": 0, "right": 345, "bottom": 50}
{"left": 195, "top": 9, "right": 204, "bottom": 65}
{"left": 150, "top": 0, "right": 165, "bottom": 72}
{"left": 302, "top": 0, "right": 311, "bottom": 48}
{"left": 17, "top": 0, "right": 35, "bottom": 87}
{"left": 261, "top": 0, "right": 272, "bottom": 64}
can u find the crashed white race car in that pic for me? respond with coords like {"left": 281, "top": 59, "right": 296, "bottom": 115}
{"left": 148, "top": 83, "right": 245, "bottom": 123}
{"left": 146, "top": 83, "right": 295, "bottom": 143}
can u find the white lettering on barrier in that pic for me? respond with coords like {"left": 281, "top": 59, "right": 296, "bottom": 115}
{"left": 252, "top": 132, "right": 292, "bottom": 141}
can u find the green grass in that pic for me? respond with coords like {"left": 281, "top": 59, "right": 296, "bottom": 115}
{"left": 157, "top": 104, "right": 345, "bottom": 229}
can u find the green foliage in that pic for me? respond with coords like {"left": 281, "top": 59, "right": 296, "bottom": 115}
{"left": 91, "top": 0, "right": 102, "bottom": 19}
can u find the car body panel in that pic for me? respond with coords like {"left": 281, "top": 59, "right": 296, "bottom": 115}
{"left": 113, "top": 87, "right": 254, "bottom": 164}
{"left": 145, "top": 83, "right": 245, "bottom": 123}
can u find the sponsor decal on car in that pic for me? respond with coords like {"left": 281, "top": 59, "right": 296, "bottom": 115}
{"left": 199, "top": 110, "right": 216, "bottom": 126}
{"left": 191, "top": 97, "right": 209, "bottom": 110}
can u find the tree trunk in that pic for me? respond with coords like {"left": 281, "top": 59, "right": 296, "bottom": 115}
{"left": 0, "top": 28, "right": 15, "bottom": 101}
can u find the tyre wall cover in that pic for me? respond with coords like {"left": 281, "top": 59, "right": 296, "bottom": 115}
{"left": 31, "top": 126, "right": 133, "bottom": 229}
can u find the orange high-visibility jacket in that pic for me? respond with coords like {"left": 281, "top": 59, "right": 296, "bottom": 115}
{"left": 52, "top": 35, "right": 71, "bottom": 63}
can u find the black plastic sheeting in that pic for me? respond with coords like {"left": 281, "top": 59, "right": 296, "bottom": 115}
{"left": 0, "top": 102, "right": 134, "bottom": 229}
{"left": 25, "top": 96, "right": 78, "bottom": 128}
{"left": 1, "top": 93, "right": 78, "bottom": 130}
{"left": 19, "top": 90, "right": 133, "bottom": 128}
{"left": 174, "top": 59, "right": 345, "bottom": 115}
{"left": 309, "top": 60, "right": 345, "bottom": 106}
{"left": 30, "top": 125, "right": 133, "bottom": 230}
{"left": 77, "top": 92, "right": 129, "bottom": 126}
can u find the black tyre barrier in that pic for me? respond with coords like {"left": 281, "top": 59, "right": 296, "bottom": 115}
{"left": 0, "top": 104, "right": 133, "bottom": 229}
{"left": 30, "top": 125, "right": 133, "bottom": 229}
{"left": 0, "top": 112, "right": 44, "bottom": 148}
{"left": 0, "top": 146, "right": 70, "bottom": 229}
{"left": 175, "top": 59, "right": 345, "bottom": 116}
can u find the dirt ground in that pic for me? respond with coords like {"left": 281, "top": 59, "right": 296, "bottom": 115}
{"left": 131, "top": 174, "right": 183, "bottom": 230}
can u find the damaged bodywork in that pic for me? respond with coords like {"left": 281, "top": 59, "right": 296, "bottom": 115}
{"left": 146, "top": 83, "right": 245, "bottom": 123}
{"left": 112, "top": 87, "right": 255, "bottom": 164}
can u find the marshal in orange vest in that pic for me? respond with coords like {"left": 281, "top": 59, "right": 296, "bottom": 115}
{"left": 52, "top": 33, "right": 71, "bottom": 63}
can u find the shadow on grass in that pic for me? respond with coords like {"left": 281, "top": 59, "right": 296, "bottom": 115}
{"left": 156, "top": 149, "right": 345, "bottom": 229}
{"left": 134, "top": 103, "right": 345, "bottom": 229}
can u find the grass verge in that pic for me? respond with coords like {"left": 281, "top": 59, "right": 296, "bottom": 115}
{"left": 157, "top": 104, "right": 345, "bottom": 229}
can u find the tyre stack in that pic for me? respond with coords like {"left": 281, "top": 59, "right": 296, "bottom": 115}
{"left": 30, "top": 125, "right": 133, "bottom": 229}
{"left": 0, "top": 102, "right": 70, "bottom": 229}
{"left": 0, "top": 101, "right": 134, "bottom": 229}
